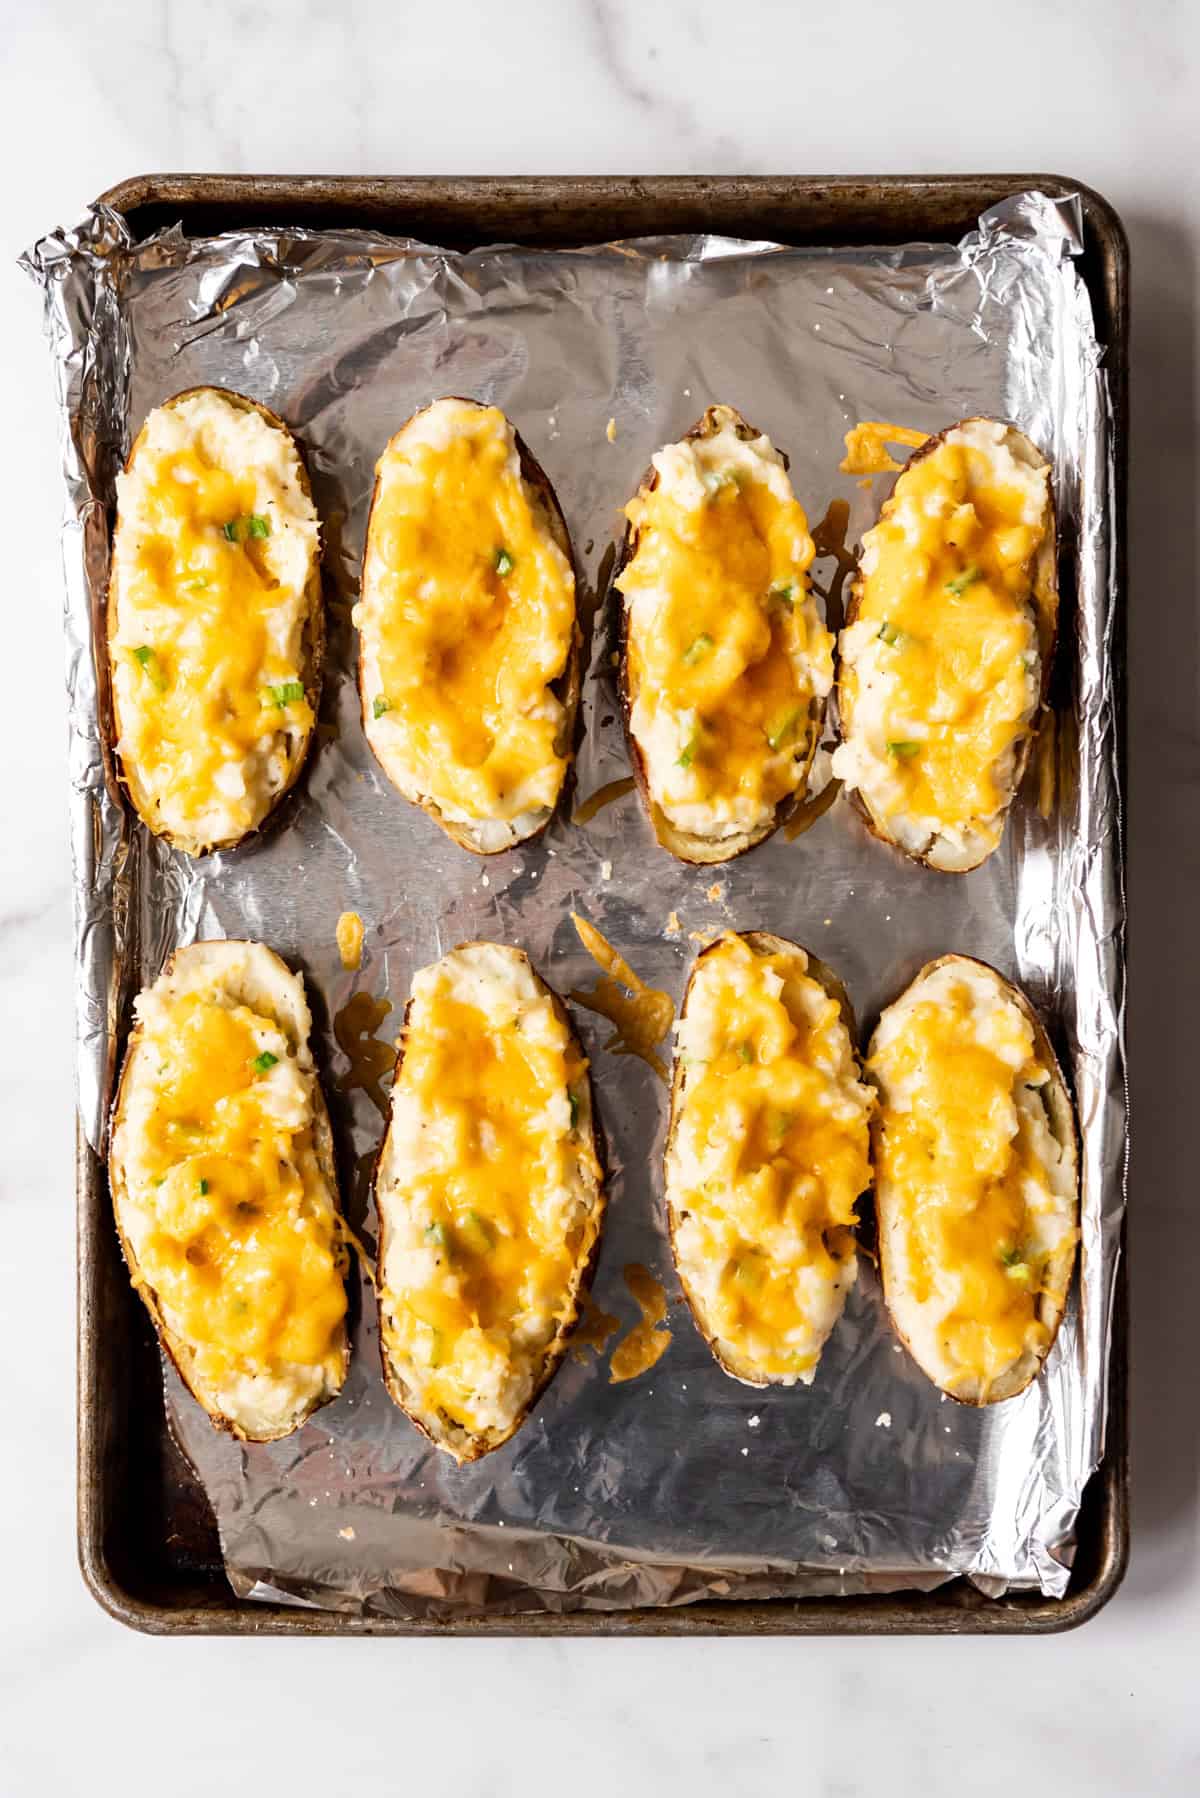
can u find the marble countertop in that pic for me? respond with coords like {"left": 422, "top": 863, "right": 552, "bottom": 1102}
{"left": 3, "top": 1, "right": 1196, "bottom": 1792}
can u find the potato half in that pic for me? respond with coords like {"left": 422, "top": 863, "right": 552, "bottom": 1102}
{"left": 616, "top": 405, "right": 834, "bottom": 864}
{"left": 108, "top": 387, "right": 324, "bottom": 856}
{"left": 868, "top": 955, "right": 1079, "bottom": 1404}
{"left": 356, "top": 398, "right": 580, "bottom": 855}
{"left": 109, "top": 941, "right": 350, "bottom": 1442}
{"left": 665, "top": 931, "right": 873, "bottom": 1386}
{"left": 832, "top": 418, "right": 1057, "bottom": 872}
{"left": 375, "top": 942, "right": 605, "bottom": 1461}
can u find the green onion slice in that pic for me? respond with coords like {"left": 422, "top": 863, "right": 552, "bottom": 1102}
{"left": 266, "top": 680, "right": 305, "bottom": 707}
{"left": 223, "top": 514, "right": 271, "bottom": 543}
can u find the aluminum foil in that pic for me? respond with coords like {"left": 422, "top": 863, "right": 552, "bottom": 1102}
{"left": 23, "top": 189, "right": 1125, "bottom": 1610}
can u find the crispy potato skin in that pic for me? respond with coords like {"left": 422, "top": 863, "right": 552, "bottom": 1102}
{"left": 665, "top": 929, "right": 864, "bottom": 1386}
{"left": 837, "top": 418, "right": 1058, "bottom": 874}
{"left": 870, "top": 953, "right": 1079, "bottom": 1405}
{"left": 358, "top": 400, "right": 581, "bottom": 856}
{"left": 107, "top": 942, "right": 350, "bottom": 1443}
{"left": 616, "top": 405, "right": 826, "bottom": 865}
{"left": 374, "top": 944, "right": 606, "bottom": 1462}
{"left": 107, "top": 387, "right": 325, "bottom": 857}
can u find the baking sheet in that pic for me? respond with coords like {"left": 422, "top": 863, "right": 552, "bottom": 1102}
{"left": 24, "top": 189, "right": 1125, "bottom": 1611}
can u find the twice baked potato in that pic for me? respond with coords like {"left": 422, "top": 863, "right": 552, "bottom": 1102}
{"left": 616, "top": 405, "right": 834, "bottom": 864}
{"left": 832, "top": 418, "right": 1057, "bottom": 872}
{"left": 108, "top": 386, "right": 324, "bottom": 856}
{"left": 665, "top": 931, "right": 873, "bottom": 1386}
{"left": 356, "top": 398, "right": 580, "bottom": 855}
{"left": 375, "top": 941, "right": 605, "bottom": 1461}
{"left": 108, "top": 940, "right": 350, "bottom": 1442}
{"left": 867, "top": 955, "right": 1079, "bottom": 1404}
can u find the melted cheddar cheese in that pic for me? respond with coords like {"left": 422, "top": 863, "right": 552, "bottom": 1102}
{"left": 618, "top": 411, "right": 832, "bottom": 841}
{"left": 666, "top": 934, "right": 873, "bottom": 1385}
{"left": 357, "top": 400, "right": 575, "bottom": 850}
{"left": 110, "top": 390, "right": 319, "bottom": 853}
{"left": 377, "top": 944, "right": 602, "bottom": 1452}
{"left": 869, "top": 961, "right": 1077, "bottom": 1399}
{"left": 832, "top": 419, "right": 1054, "bottom": 869}
{"left": 110, "top": 942, "right": 347, "bottom": 1439}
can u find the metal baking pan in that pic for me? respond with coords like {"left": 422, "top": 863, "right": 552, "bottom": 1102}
{"left": 78, "top": 172, "right": 1129, "bottom": 1636}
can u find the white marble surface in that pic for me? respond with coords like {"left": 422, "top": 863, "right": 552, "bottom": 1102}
{"left": 2, "top": 0, "right": 1197, "bottom": 1792}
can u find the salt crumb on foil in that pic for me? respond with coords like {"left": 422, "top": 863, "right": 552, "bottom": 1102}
{"left": 874, "top": 1412, "right": 892, "bottom": 1429}
{"left": 748, "top": 1415, "right": 761, "bottom": 1429}
{"left": 600, "top": 860, "right": 612, "bottom": 880}
{"left": 481, "top": 874, "right": 490, "bottom": 887}
{"left": 338, "top": 1526, "right": 356, "bottom": 1540}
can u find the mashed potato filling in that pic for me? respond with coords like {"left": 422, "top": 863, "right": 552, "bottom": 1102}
{"left": 619, "top": 415, "right": 832, "bottom": 840}
{"left": 112, "top": 943, "right": 347, "bottom": 1431}
{"left": 378, "top": 944, "right": 600, "bottom": 1441}
{"left": 832, "top": 419, "right": 1053, "bottom": 865}
{"left": 111, "top": 391, "right": 318, "bottom": 849}
{"left": 666, "top": 934, "right": 872, "bottom": 1384}
{"left": 357, "top": 401, "right": 575, "bottom": 845}
{"left": 868, "top": 962, "right": 1077, "bottom": 1396}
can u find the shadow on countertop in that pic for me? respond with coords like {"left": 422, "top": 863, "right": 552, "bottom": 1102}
{"left": 1120, "top": 209, "right": 1200, "bottom": 1605}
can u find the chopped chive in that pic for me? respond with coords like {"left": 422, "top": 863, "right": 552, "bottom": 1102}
{"left": 877, "top": 619, "right": 901, "bottom": 646}
{"left": 373, "top": 695, "right": 391, "bottom": 720}
{"left": 223, "top": 514, "right": 271, "bottom": 543}
{"left": 184, "top": 575, "right": 210, "bottom": 591}
{"left": 251, "top": 1050, "right": 279, "bottom": 1073}
{"left": 198, "top": 1178, "right": 209, "bottom": 1196}
{"left": 266, "top": 680, "right": 305, "bottom": 707}
{"left": 460, "top": 1209, "right": 493, "bottom": 1253}
{"left": 945, "top": 565, "right": 980, "bottom": 595}
{"left": 676, "top": 724, "right": 701, "bottom": 770}
{"left": 769, "top": 1110, "right": 793, "bottom": 1140}
{"left": 1000, "top": 1245, "right": 1022, "bottom": 1266}
{"left": 887, "top": 739, "right": 921, "bottom": 759}
{"left": 766, "top": 707, "right": 803, "bottom": 751}
{"left": 768, "top": 580, "right": 796, "bottom": 607}
{"left": 738, "top": 1040, "right": 753, "bottom": 1066}
{"left": 568, "top": 1091, "right": 580, "bottom": 1130}
{"left": 494, "top": 547, "right": 514, "bottom": 576}
{"left": 1005, "top": 1261, "right": 1033, "bottom": 1285}
{"left": 683, "top": 633, "right": 714, "bottom": 666}
{"left": 425, "top": 1222, "right": 448, "bottom": 1250}
{"left": 131, "top": 645, "right": 167, "bottom": 692}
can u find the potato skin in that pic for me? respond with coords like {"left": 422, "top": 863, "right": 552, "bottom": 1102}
{"left": 106, "top": 387, "right": 325, "bottom": 857}
{"left": 107, "top": 942, "right": 350, "bottom": 1443}
{"left": 615, "top": 405, "right": 826, "bottom": 865}
{"left": 358, "top": 400, "right": 582, "bottom": 856}
{"left": 374, "top": 944, "right": 606, "bottom": 1462}
{"left": 665, "top": 929, "right": 864, "bottom": 1386}
{"left": 837, "top": 418, "right": 1058, "bottom": 874}
{"left": 870, "top": 953, "right": 1079, "bottom": 1404}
